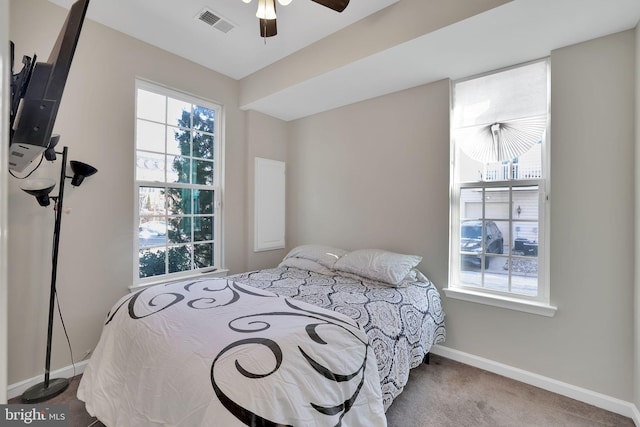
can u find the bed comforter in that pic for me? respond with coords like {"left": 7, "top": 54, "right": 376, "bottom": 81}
{"left": 230, "top": 267, "right": 446, "bottom": 410}
{"left": 78, "top": 279, "right": 386, "bottom": 426}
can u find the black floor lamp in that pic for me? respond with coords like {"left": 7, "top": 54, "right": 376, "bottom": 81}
{"left": 18, "top": 141, "right": 97, "bottom": 403}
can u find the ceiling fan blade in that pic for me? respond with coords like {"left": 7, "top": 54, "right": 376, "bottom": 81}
{"left": 259, "top": 18, "right": 278, "bottom": 37}
{"left": 310, "top": 0, "right": 350, "bottom": 12}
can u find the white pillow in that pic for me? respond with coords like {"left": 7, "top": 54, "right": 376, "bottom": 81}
{"left": 333, "top": 249, "right": 422, "bottom": 286}
{"left": 335, "top": 268, "right": 423, "bottom": 288}
{"left": 278, "top": 257, "right": 334, "bottom": 276}
{"left": 283, "top": 244, "right": 347, "bottom": 269}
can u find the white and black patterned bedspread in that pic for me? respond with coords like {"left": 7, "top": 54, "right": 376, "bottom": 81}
{"left": 230, "top": 267, "right": 446, "bottom": 410}
{"left": 78, "top": 279, "right": 387, "bottom": 426}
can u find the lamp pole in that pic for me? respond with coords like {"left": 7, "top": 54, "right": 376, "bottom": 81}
{"left": 22, "top": 146, "right": 70, "bottom": 403}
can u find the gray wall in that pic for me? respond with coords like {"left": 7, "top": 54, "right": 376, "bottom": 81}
{"left": 548, "top": 30, "right": 634, "bottom": 400}
{"left": 287, "top": 80, "right": 450, "bottom": 286}
{"left": 286, "top": 31, "right": 636, "bottom": 401}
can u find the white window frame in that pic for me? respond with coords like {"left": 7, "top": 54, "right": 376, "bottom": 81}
{"left": 133, "top": 79, "right": 224, "bottom": 287}
{"left": 445, "top": 59, "right": 556, "bottom": 317}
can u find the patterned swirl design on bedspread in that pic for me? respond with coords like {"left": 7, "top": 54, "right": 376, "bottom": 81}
{"left": 212, "top": 298, "right": 371, "bottom": 427}
{"left": 103, "top": 278, "right": 373, "bottom": 426}
{"left": 104, "top": 279, "right": 252, "bottom": 324}
{"left": 229, "top": 267, "right": 447, "bottom": 411}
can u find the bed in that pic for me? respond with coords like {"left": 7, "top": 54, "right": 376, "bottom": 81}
{"left": 78, "top": 246, "right": 445, "bottom": 426}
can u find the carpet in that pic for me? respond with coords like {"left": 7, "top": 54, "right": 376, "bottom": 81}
{"left": 386, "top": 355, "right": 634, "bottom": 427}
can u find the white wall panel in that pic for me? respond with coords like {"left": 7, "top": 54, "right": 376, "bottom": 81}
{"left": 254, "top": 157, "right": 285, "bottom": 252}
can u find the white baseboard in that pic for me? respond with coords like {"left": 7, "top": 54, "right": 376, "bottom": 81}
{"left": 632, "top": 404, "right": 640, "bottom": 426}
{"left": 430, "top": 345, "right": 639, "bottom": 425}
{"left": 7, "top": 359, "right": 90, "bottom": 401}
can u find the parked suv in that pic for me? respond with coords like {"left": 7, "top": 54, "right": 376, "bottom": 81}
{"left": 460, "top": 220, "right": 504, "bottom": 268}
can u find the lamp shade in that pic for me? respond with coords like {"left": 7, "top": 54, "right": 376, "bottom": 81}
{"left": 454, "top": 115, "right": 546, "bottom": 163}
{"left": 70, "top": 161, "right": 97, "bottom": 186}
{"left": 20, "top": 178, "right": 56, "bottom": 207}
{"left": 256, "top": 0, "right": 276, "bottom": 19}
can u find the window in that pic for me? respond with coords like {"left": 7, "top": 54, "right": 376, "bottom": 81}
{"left": 447, "top": 60, "right": 554, "bottom": 315}
{"left": 134, "top": 80, "right": 222, "bottom": 284}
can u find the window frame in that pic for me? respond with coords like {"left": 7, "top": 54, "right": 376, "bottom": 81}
{"left": 133, "top": 79, "right": 224, "bottom": 286}
{"left": 446, "top": 59, "right": 555, "bottom": 316}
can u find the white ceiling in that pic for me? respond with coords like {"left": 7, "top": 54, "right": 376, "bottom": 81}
{"left": 49, "top": 0, "right": 640, "bottom": 121}
{"left": 245, "top": 0, "right": 640, "bottom": 121}
{"left": 48, "top": 0, "right": 399, "bottom": 79}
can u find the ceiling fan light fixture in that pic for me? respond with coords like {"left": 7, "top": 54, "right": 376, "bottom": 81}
{"left": 246, "top": 0, "right": 349, "bottom": 39}
{"left": 256, "top": 0, "right": 277, "bottom": 20}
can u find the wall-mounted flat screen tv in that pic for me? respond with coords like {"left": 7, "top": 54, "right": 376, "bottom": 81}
{"left": 9, "top": 0, "right": 89, "bottom": 172}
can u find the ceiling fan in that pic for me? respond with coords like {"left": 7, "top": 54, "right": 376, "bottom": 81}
{"left": 242, "top": 0, "right": 350, "bottom": 38}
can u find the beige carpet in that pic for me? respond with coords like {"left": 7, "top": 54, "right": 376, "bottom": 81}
{"left": 9, "top": 354, "right": 634, "bottom": 427}
{"left": 386, "top": 355, "right": 634, "bottom": 427}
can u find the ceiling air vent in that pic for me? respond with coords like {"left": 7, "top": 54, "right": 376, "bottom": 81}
{"left": 196, "top": 8, "right": 235, "bottom": 34}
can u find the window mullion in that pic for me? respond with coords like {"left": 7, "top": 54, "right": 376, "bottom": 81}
{"left": 508, "top": 184, "right": 513, "bottom": 293}
{"left": 481, "top": 187, "right": 486, "bottom": 288}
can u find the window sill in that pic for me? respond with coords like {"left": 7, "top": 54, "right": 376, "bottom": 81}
{"left": 443, "top": 287, "right": 557, "bottom": 317}
{"left": 129, "top": 268, "right": 230, "bottom": 292}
